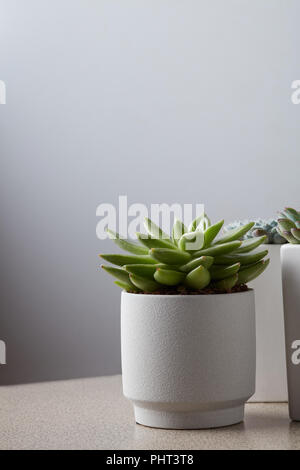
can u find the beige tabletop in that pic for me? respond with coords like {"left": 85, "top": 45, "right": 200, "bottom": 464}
{"left": 0, "top": 375, "right": 299, "bottom": 450}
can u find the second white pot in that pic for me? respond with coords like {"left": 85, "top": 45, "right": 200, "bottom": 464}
{"left": 249, "top": 245, "right": 287, "bottom": 402}
{"left": 281, "top": 244, "right": 300, "bottom": 420}
{"left": 121, "top": 291, "right": 255, "bottom": 429}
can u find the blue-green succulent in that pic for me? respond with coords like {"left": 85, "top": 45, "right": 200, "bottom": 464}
{"left": 224, "top": 219, "right": 286, "bottom": 244}
{"left": 277, "top": 207, "right": 300, "bottom": 244}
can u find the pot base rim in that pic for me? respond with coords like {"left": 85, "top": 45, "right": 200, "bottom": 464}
{"left": 134, "top": 404, "right": 244, "bottom": 430}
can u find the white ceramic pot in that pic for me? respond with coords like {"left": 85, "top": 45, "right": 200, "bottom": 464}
{"left": 249, "top": 245, "right": 287, "bottom": 402}
{"left": 121, "top": 291, "right": 255, "bottom": 429}
{"left": 281, "top": 244, "right": 300, "bottom": 421}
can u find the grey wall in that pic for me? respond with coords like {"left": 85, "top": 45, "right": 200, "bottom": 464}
{"left": 0, "top": 0, "right": 299, "bottom": 384}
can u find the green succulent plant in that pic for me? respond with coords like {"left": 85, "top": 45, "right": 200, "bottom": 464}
{"left": 100, "top": 214, "right": 270, "bottom": 294}
{"left": 224, "top": 219, "right": 286, "bottom": 244}
{"left": 277, "top": 208, "right": 300, "bottom": 244}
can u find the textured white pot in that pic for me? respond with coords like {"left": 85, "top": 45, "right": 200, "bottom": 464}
{"left": 249, "top": 245, "right": 287, "bottom": 402}
{"left": 121, "top": 291, "right": 255, "bottom": 429}
{"left": 281, "top": 245, "right": 300, "bottom": 421}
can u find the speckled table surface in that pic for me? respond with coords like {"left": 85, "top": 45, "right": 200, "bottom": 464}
{"left": 0, "top": 375, "right": 299, "bottom": 450}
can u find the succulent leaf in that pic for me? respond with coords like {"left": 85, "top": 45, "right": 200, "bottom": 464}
{"left": 114, "top": 281, "right": 140, "bottom": 292}
{"left": 101, "top": 265, "right": 134, "bottom": 285}
{"left": 106, "top": 229, "right": 148, "bottom": 255}
{"left": 283, "top": 208, "right": 300, "bottom": 224}
{"left": 99, "top": 254, "right": 157, "bottom": 266}
{"left": 194, "top": 240, "right": 242, "bottom": 258}
{"left": 210, "top": 263, "right": 241, "bottom": 280}
{"left": 188, "top": 215, "right": 204, "bottom": 232}
{"left": 214, "top": 222, "right": 255, "bottom": 245}
{"left": 124, "top": 264, "right": 157, "bottom": 279}
{"left": 272, "top": 231, "right": 287, "bottom": 244}
{"left": 172, "top": 219, "right": 187, "bottom": 245}
{"left": 234, "top": 235, "right": 267, "bottom": 253}
{"left": 215, "top": 274, "right": 238, "bottom": 290}
{"left": 214, "top": 249, "right": 268, "bottom": 266}
{"left": 283, "top": 231, "right": 299, "bottom": 244}
{"left": 196, "top": 214, "right": 212, "bottom": 231}
{"left": 252, "top": 228, "right": 268, "bottom": 238}
{"left": 144, "top": 217, "right": 174, "bottom": 246}
{"left": 154, "top": 268, "right": 186, "bottom": 286}
{"left": 277, "top": 218, "right": 296, "bottom": 232}
{"left": 276, "top": 225, "right": 285, "bottom": 237}
{"left": 185, "top": 265, "right": 211, "bottom": 289}
{"left": 129, "top": 274, "right": 160, "bottom": 292}
{"left": 150, "top": 248, "right": 191, "bottom": 265}
{"left": 291, "top": 228, "right": 300, "bottom": 241}
{"left": 237, "top": 259, "right": 270, "bottom": 284}
{"left": 180, "top": 256, "right": 214, "bottom": 273}
{"left": 203, "top": 220, "right": 224, "bottom": 247}
{"left": 178, "top": 231, "right": 205, "bottom": 252}
{"left": 136, "top": 232, "right": 176, "bottom": 250}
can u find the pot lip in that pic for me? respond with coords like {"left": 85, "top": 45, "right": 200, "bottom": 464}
{"left": 263, "top": 243, "right": 285, "bottom": 246}
{"left": 281, "top": 243, "right": 300, "bottom": 248}
{"left": 122, "top": 289, "right": 253, "bottom": 299}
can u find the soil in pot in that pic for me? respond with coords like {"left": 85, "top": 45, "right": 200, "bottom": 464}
{"left": 127, "top": 284, "right": 249, "bottom": 295}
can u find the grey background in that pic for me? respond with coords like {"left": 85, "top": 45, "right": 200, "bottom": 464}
{"left": 0, "top": 0, "right": 299, "bottom": 384}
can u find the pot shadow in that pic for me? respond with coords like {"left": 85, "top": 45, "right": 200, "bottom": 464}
{"left": 288, "top": 421, "right": 300, "bottom": 449}
{"left": 131, "top": 420, "right": 246, "bottom": 450}
{"left": 131, "top": 412, "right": 300, "bottom": 450}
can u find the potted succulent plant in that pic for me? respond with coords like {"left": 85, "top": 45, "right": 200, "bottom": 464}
{"left": 100, "top": 215, "right": 269, "bottom": 429}
{"left": 224, "top": 219, "right": 287, "bottom": 402}
{"left": 278, "top": 207, "right": 300, "bottom": 421}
